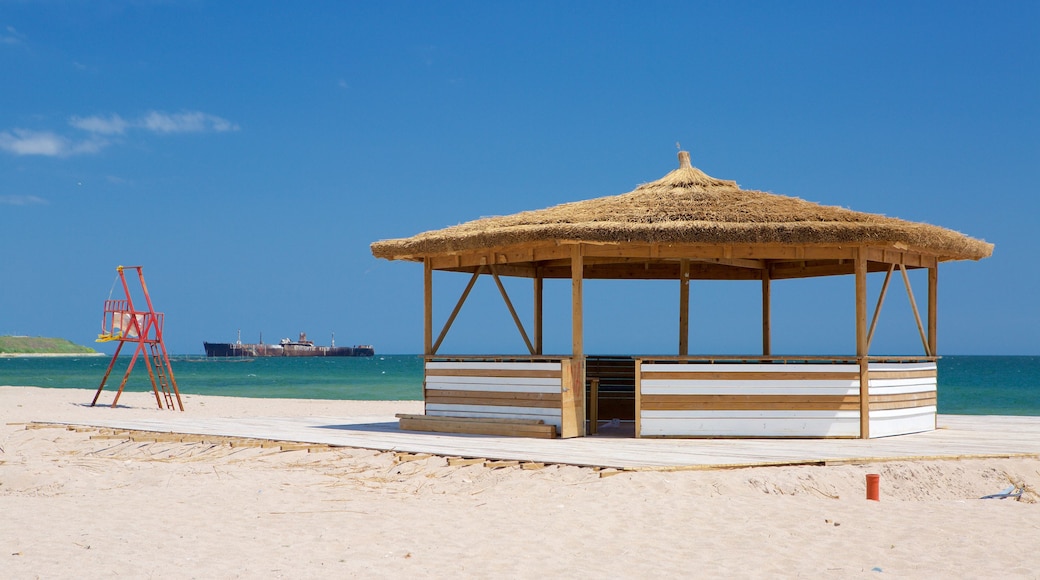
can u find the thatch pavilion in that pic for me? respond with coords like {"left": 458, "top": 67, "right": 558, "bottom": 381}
{"left": 371, "top": 151, "right": 992, "bottom": 439}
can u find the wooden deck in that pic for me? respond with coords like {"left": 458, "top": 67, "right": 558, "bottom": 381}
{"left": 50, "top": 414, "right": 1040, "bottom": 470}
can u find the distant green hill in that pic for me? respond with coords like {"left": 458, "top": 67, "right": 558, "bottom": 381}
{"left": 0, "top": 335, "right": 99, "bottom": 355}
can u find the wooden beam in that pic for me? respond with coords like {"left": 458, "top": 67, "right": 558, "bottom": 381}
{"left": 489, "top": 265, "right": 535, "bottom": 355}
{"left": 900, "top": 264, "right": 932, "bottom": 356}
{"left": 855, "top": 248, "right": 870, "bottom": 439}
{"left": 928, "top": 266, "right": 938, "bottom": 356}
{"left": 534, "top": 271, "right": 543, "bottom": 355}
{"left": 423, "top": 258, "right": 433, "bottom": 356}
{"left": 426, "top": 242, "right": 862, "bottom": 272}
{"left": 679, "top": 258, "right": 690, "bottom": 357}
{"left": 762, "top": 265, "right": 771, "bottom": 356}
{"left": 431, "top": 266, "right": 484, "bottom": 355}
{"left": 866, "top": 264, "right": 895, "bottom": 352}
{"left": 571, "top": 245, "right": 584, "bottom": 361}
{"left": 567, "top": 244, "right": 585, "bottom": 437}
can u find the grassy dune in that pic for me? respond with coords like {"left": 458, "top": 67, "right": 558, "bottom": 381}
{"left": 0, "top": 335, "right": 98, "bottom": 354}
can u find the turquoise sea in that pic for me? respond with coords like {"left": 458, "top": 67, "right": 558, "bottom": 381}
{"left": 1, "top": 355, "right": 1038, "bottom": 415}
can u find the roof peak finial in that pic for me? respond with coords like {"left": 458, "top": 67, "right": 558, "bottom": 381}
{"left": 677, "top": 149, "right": 692, "bottom": 169}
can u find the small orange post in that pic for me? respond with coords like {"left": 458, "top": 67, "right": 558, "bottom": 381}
{"left": 866, "top": 473, "right": 880, "bottom": 501}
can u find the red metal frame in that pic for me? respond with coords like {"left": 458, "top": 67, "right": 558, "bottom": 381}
{"left": 91, "top": 265, "right": 183, "bottom": 411}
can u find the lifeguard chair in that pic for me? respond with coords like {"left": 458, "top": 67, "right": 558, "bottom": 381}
{"left": 91, "top": 265, "right": 183, "bottom": 410}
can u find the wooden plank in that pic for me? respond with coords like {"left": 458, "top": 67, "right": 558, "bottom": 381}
{"left": 447, "top": 457, "right": 487, "bottom": 466}
{"left": 425, "top": 380, "right": 562, "bottom": 394}
{"left": 427, "top": 360, "right": 563, "bottom": 368}
{"left": 425, "top": 368, "right": 562, "bottom": 379}
{"left": 870, "top": 392, "right": 938, "bottom": 404}
{"left": 869, "top": 369, "right": 937, "bottom": 380}
{"left": 426, "top": 391, "right": 563, "bottom": 408}
{"left": 399, "top": 416, "right": 556, "bottom": 438}
{"left": 870, "top": 398, "right": 937, "bottom": 411}
{"left": 640, "top": 394, "right": 861, "bottom": 411}
{"left": 396, "top": 413, "right": 546, "bottom": 425}
{"left": 424, "top": 397, "right": 560, "bottom": 410}
{"left": 48, "top": 414, "right": 1040, "bottom": 469}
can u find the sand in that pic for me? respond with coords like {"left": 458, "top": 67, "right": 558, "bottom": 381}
{"left": 2, "top": 386, "right": 1039, "bottom": 578}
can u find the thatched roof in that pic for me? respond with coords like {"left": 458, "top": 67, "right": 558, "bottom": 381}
{"left": 371, "top": 151, "right": 993, "bottom": 262}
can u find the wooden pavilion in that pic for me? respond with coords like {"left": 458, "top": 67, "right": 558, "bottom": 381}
{"left": 371, "top": 151, "right": 992, "bottom": 440}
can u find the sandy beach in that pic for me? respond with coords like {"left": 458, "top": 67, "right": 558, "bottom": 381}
{"left": 2, "top": 386, "right": 1039, "bottom": 578}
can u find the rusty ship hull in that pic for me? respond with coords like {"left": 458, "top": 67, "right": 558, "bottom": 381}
{"left": 204, "top": 332, "right": 374, "bottom": 357}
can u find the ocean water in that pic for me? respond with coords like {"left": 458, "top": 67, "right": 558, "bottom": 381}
{"left": 0, "top": 354, "right": 426, "bottom": 401}
{"left": 1, "top": 355, "right": 1038, "bottom": 415}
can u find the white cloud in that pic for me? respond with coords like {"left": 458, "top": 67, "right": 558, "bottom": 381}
{"left": 0, "top": 129, "right": 106, "bottom": 156}
{"left": 141, "top": 111, "right": 239, "bottom": 134}
{"left": 0, "top": 195, "right": 48, "bottom": 206}
{"left": 0, "top": 109, "right": 238, "bottom": 157}
{"left": 70, "top": 114, "right": 129, "bottom": 135}
{"left": 1, "top": 26, "right": 24, "bottom": 45}
{"left": 0, "top": 130, "right": 67, "bottom": 156}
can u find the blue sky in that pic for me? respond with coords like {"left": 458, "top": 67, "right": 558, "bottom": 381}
{"left": 1, "top": 1, "right": 1036, "bottom": 356}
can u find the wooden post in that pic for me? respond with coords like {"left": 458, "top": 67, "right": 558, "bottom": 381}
{"left": 761, "top": 265, "right": 771, "bottom": 356}
{"left": 929, "top": 265, "right": 938, "bottom": 429}
{"left": 423, "top": 259, "right": 433, "bottom": 356}
{"left": 588, "top": 378, "right": 599, "bottom": 434}
{"left": 634, "top": 358, "right": 642, "bottom": 438}
{"left": 534, "top": 271, "right": 543, "bottom": 355}
{"left": 679, "top": 258, "right": 690, "bottom": 357}
{"left": 855, "top": 248, "right": 870, "bottom": 439}
{"left": 563, "top": 244, "right": 586, "bottom": 438}
{"left": 928, "top": 266, "right": 938, "bottom": 356}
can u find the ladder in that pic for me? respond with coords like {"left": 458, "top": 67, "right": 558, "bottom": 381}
{"left": 149, "top": 342, "right": 176, "bottom": 409}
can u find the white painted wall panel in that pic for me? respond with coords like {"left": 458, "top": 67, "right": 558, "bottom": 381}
{"left": 639, "top": 413, "right": 860, "bottom": 438}
{"left": 869, "top": 382, "right": 937, "bottom": 396}
{"left": 868, "top": 377, "right": 937, "bottom": 390}
{"left": 869, "top": 406, "right": 937, "bottom": 438}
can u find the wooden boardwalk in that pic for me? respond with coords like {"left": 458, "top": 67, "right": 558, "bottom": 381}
{"left": 54, "top": 414, "right": 1040, "bottom": 470}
